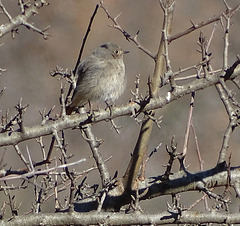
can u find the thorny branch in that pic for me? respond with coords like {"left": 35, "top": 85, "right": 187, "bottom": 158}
{"left": 168, "top": 4, "right": 240, "bottom": 43}
{"left": 163, "top": 137, "right": 178, "bottom": 180}
{"left": 0, "top": 99, "right": 28, "bottom": 133}
{"left": 74, "top": 162, "right": 240, "bottom": 212}
{"left": 0, "top": 158, "right": 86, "bottom": 181}
{"left": 121, "top": 0, "right": 175, "bottom": 193}
{"left": 100, "top": 1, "right": 155, "bottom": 59}
{"left": 73, "top": 4, "right": 99, "bottom": 75}
{"left": 0, "top": 64, "right": 240, "bottom": 147}
{"left": 216, "top": 9, "right": 240, "bottom": 164}
{"left": 0, "top": 0, "right": 50, "bottom": 39}
{"left": 79, "top": 108, "right": 110, "bottom": 187}
{"left": 3, "top": 211, "right": 240, "bottom": 225}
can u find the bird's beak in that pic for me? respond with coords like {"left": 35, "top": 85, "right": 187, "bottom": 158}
{"left": 123, "top": 50, "right": 130, "bottom": 54}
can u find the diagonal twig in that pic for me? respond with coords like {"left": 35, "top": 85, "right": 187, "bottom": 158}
{"left": 100, "top": 1, "right": 155, "bottom": 59}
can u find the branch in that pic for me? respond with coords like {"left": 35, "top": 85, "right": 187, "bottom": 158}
{"left": 80, "top": 108, "right": 110, "bottom": 187}
{"left": 216, "top": 81, "right": 239, "bottom": 164}
{"left": 100, "top": 1, "right": 155, "bottom": 59}
{"left": 168, "top": 4, "right": 240, "bottom": 43}
{"left": 182, "top": 92, "right": 195, "bottom": 158}
{"left": 3, "top": 210, "right": 240, "bottom": 225}
{"left": 74, "top": 163, "right": 240, "bottom": 211}
{"left": 0, "top": 0, "right": 49, "bottom": 38}
{"left": 216, "top": 9, "right": 240, "bottom": 164}
{"left": 64, "top": 4, "right": 99, "bottom": 110}
{"left": 0, "top": 66, "right": 240, "bottom": 147}
{"left": 73, "top": 4, "right": 99, "bottom": 75}
{"left": 122, "top": 0, "right": 175, "bottom": 191}
{"left": 0, "top": 158, "right": 86, "bottom": 181}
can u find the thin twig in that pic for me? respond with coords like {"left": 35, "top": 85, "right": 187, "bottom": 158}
{"left": 100, "top": 1, "right": 155, "bottom": 59}
{"left": 73, "top": 4, "right": 99, "bottom": 75}
{"left": 168, "top": 4, "right": 240, "bottom": 43}
{"left": 0, "top": 0, "right": 13, "bottom": 21}
{"left": 13, "top": 145, "right": 31, "bottom": 171}
{"left": 182, "top": 92, "right": 195, "bottom": 158}
{"left": 65, "top": 4, "right": 99, "bottom": 108}
{"left": 0, "top": 159, "right": 86, "bottom": 181}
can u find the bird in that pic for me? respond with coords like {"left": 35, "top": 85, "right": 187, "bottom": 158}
{"left": 66, "top": 42, "right": 128, "bottom": 115}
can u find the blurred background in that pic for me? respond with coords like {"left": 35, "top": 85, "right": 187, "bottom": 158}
{"left": 0, "top": 0, "right": 240, "bottom": 217}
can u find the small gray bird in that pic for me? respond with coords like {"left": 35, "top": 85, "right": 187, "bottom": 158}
{"left": 66, "top": 42, "right": 128, "bottom": 115}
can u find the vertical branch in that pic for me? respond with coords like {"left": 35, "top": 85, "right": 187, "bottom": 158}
{"left": 180, "top": 23, "right": 217, "bottom": 160}
{"left": 161, "top": 0, "right": 176, "bottom": 89}
{"left": 34, "top": 135, "right": 55, "bottom": 167}
{"left": 216, "top": 82, "right": 237, "bottom": 164}
{"left": 13, "top": 145, "right": 31, "bottom": 171}
{"left": 191, "top": 118, "right": 209, "bottom": 210}
{"left": 191, "top": 122, "right": 204, "bottom": 171}
{"left": 80, "top": 109, "right": 110, "bottom": 187}
{"left": 53, "top": 130, "right": 75, "bottom": 211}
{"left": 216, "top": 8, "right": 236, "bottom": 164}
{"left": 182, "top": 92, "right": 195, "bottom": 158}
{"left": 60, "top": 83, "right": 67, "bottom": 117}
{"left": 54, "top": 158, "right": 60, "bottom": 211}
{"left": 192, "top": 23, "right": 219, "bottom": 210}
{"left": 222, "top": 13, "right": 230, "bottom": 70}
{"left": 122, "top": 0, "right": 175, "bottom": 191}
{"left": 34, "top": 186, "right": 42, "bottom": 213}
{"left": 163, "top": 137, "right": 177, "bottom": 180}
{"left": 197, "top": 33, "right": 211, "bottom": 78}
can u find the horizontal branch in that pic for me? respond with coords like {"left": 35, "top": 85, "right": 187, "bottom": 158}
{"left": 0, "top": 66, "right": 239, "bottom": 147}
{"left": 2, "top": 206, "right": 240, "bottom": 225}
{"left": 74, "top": 163, "right": 240, "bottom": 211}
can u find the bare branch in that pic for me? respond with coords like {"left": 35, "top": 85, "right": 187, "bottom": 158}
{"left": 216, "top": 82, "right": 239, "bottom": 164}
{"left": 0, "top": 0, "right": 49, "bottom": 38}
{"left": 13, "top": 144, "right": 31, "bottom": 171}
{"left": 215, "top": 9, "right": 240, "bottom": 164}
{"left": 122, "top": 0, "right": 176, "bottom": 193}
{"left": 79, "top": 108, "right": 111, "bottom": 187}
{"left": 168, "top": 4, "right": 240, "bottom": 43}
{"left": 3, "top": 210, "right": 240, "bottom": 225}
{"left": 73, "top": 4, "right": 99, "bottom": 75}
{"left": 182, "top": 92, "right": 195, "bottom": 158}
{"left": 75, "top": 163, "right": 240, "bottom": 212}
{"left": 0, "top": 66, "right": 240, "bottom": 147}
{"left": 100, "top": 1, "right": 155, "bottom": 59}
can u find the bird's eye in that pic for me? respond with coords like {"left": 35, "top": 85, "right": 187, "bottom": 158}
{"left": 114, "top": 49, "right": 120, "bottom": 55}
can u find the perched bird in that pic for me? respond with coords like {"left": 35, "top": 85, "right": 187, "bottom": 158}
{"left": 66, "top": 42, "right": 128, "bottom": 115}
